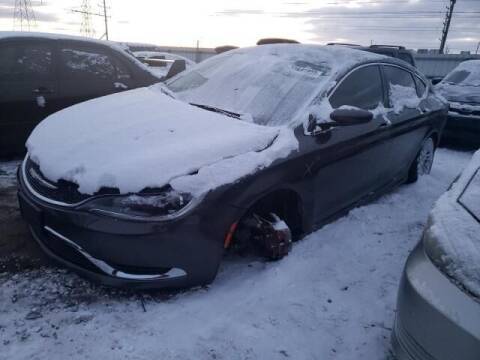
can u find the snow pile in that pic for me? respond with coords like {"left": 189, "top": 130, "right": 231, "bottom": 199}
{"left": 27, "top": 87, "right": 298, "bottom": 196}
{"left": 0, "top": 149, "right": 472, "bottom": 360}
{"left": 426, "top": 149, "right": 480, "bottom": 297}
{"left": 168, "top": 44, "right": 383, "bottom": 127}
{"left": 389, "top": 84, "right": 422, "bottom": 114}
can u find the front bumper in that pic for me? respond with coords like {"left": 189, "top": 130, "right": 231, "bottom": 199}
{"left": 392, "top": 242, "right": 480, "bottom": 360}
{"left": 17, "top": 169, "right": 229, "bottom": 290}
{"left": 442, "top": 112, "right": 480, "bottom": 146}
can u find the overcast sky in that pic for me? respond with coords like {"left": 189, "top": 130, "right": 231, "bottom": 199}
{"left": 0, "top": 0, "right": 479, "bottom": 52}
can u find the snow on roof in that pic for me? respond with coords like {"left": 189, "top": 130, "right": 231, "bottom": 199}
{"left": 0, "top": 31, "right": 164, "bottom": 79}
{"left": 427, "top": 149, "right": 480, "bottom": 298}
{"left": 454, "top": 59, "right": 480, "bottom": 72}
{"left": 0, "top": 31, "right": 123, "bottom": 50}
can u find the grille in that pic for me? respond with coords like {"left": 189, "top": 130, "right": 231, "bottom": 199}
{"left": 25, "top": 158, "right": 119, "bottom": 205}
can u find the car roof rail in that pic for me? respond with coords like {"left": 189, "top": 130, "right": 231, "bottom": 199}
{"left": 257, "top": 38, "right": 300, "bottom": 45}
{"left": 326, "top": 42, "right": 362, "bottom": 47}
{"left": 370, "top": 45, "right": 406, "bottom": 50}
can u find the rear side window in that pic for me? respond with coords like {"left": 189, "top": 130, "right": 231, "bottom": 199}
{"left": 383, "top": 66, "right": 416, "bottom": 89}
{"left": 60, "top": 46, "right": 116, "bottom": 81}
{"left": 329, "top": 65, "right": 384, "bottom": 110}
{"left": 0, "top": 42, "right": 53, "bottom": 81}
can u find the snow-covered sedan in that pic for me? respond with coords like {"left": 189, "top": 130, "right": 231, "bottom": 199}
{"left": 392, "top": 150, "right": 480, "bottom": 360}
{"left": 435, "top": 60, "right": 480, "bottom": 147}
{"left": 18, "top": 44, "right": 447, "bottom": 289}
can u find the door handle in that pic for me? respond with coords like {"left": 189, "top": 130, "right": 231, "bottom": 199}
{"left": 32, "top": 87, "right": 53, "bottom": 95}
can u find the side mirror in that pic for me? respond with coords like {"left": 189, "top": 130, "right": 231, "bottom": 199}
{"left": 330, "top": 108, "right": 373, "bottom": 125}
{"left": 164, "top": 59, "right": 187, "bottom": 80}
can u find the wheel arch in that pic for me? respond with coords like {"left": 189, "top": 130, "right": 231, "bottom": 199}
{"left": 229, "top": 187, "right": 305, "bottom": 248}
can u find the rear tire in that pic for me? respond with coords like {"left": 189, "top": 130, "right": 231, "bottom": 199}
{"left": 407, "top": 137, "right": 435, "bottom": 183}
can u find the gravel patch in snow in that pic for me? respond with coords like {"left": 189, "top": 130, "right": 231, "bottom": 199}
{"left": 0, "top": 149, "right": 472, "bottom": 360}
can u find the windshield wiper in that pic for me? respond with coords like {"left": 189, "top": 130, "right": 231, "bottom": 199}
{"left": 190, "top": 103, "right": 241, "bottom": 119}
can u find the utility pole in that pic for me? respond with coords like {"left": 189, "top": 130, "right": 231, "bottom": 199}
{"left": 80, "top": 0, "right": 95, "bottom": 38}
{"left": 439, "top": 0, "right": 457, "bottom": 54}
{"left": 102, "top": 0, "right": 109, "bottom": 40}
{"left": 13, "top": 0, "right": 37, "bottom": 31}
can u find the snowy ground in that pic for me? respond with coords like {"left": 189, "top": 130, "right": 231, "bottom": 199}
{"left": 0, "top": 149, "right": 473, "bottom": 360}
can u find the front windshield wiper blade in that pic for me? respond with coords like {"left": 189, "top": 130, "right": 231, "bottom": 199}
{"left": 190, "top": 103, "right": 241, "bottom": 119}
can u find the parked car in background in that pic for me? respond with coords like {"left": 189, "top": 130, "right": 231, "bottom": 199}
{"left": 0, "top": 32, "right": 160, "bottom": 157}
{"left": 132, "top": 51, "right": 195, "bottom": 78}
{"left": 18, "top": 44, "right": 446, "bottom": 289}
{"left": 392, "top": 149, "right": 480, "bottom": 360}
{"left": 327, "top": 43, "right": 416, "bottom": 67}
{"left": 435, "top": 60, "right": 480, "bottom": 147}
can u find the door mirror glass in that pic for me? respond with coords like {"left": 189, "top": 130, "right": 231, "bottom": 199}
{"left": 330, "top": 108, "right": 373, "bottom": 125}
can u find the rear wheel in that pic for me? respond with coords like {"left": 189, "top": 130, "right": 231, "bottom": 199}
{"left": 407, "top": 137, "right": 435, "bottom": 183}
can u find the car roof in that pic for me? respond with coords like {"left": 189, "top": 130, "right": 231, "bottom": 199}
{"left": 0, "top": 31, "right": 127, "bottom": 52}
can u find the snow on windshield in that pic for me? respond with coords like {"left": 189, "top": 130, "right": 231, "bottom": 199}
{"left": 442, "top": 60, "right": 480, "bottom": 87}
{"left": 167, "top": 44, "right": 381, "bottom": 127}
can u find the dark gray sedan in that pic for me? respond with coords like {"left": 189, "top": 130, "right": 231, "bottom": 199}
{"left": 392, "top": 150, "right": 480, "bottom": 360}
{"left": 435, "top": 60, "right": 480, "bottom": 147}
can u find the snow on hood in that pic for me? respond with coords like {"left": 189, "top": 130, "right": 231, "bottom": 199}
{"left": 27, "top": 86, "right": 298, "bottom": 196}
{"left": 426, "top": 150, "right": 480, "bottom": 298}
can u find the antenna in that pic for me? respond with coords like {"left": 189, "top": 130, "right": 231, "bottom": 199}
{"left": 13, "top": 0, "right": 38, "bottom": 31}
{"left": 80, "top": 0, "right": 96, "bottom": 38}
{"left": 439, "top": 0, "right": 457, "bottom": 54}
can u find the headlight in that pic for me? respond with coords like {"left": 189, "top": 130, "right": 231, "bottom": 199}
{"left": 80, "top": 188, "right": 202, "bottom": 221}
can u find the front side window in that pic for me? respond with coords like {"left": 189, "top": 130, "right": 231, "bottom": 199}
{"left": 329, "top": 65, "right": 384, "bottom": 110}
{"left": 0, "top": 42, "right": 53, "bottom": 81}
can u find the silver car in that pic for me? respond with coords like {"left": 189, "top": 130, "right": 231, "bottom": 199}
{"left": 392, "top": 150, "right": 480, "bottom": 360}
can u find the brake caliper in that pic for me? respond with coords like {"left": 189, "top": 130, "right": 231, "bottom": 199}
{"left": 251, "top": 213, "right": 292, "bottom": 260}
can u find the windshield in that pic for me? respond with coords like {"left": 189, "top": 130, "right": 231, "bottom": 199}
{"left": 165, "top": 47, "right": 333, "bottom": 126}
{"left": 442, "top": 65, "right": 480, "bottom": 87}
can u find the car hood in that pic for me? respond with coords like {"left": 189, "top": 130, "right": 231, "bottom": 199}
{"left": 436, "top": 83, "right": 480, "bottom": 104}
{"left": 27, "top": 85, "right": 298, "bottom": 196}
{"left": 425, "top": 150, "right": 480, "bottom": 298}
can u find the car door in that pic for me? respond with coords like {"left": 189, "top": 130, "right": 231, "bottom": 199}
{"left": 305, "top": 64, "right": 395, "bottom": 224}
{"left": 57, "top": 40, "right": 130, "bottom": 109}
{"left": 381, "top": 65, "right": 431, "bottom": 181}
{"left": 0, "top": 39, "right": 60, "bottom": 156}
